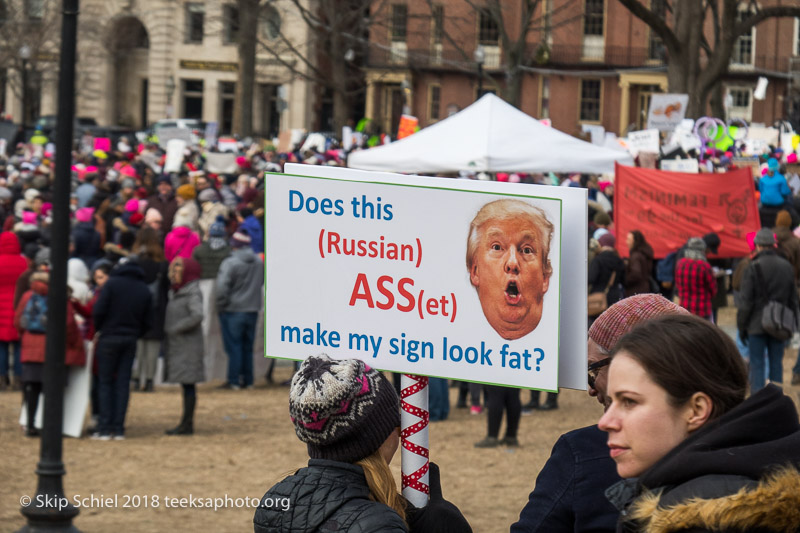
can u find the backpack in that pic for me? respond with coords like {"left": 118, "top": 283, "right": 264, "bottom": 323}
{"left": 146, "top": 271, "right": 162, "bottom": 311}
{"left": 656, "top": 251, "right": 678, "bottom": 283}
{"left": 20, "top": 293, "right": 48, "bottom": 333}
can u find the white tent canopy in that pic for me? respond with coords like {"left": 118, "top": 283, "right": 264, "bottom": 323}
{"left": 347, "top": 93, "right": 633, "bottom": 174}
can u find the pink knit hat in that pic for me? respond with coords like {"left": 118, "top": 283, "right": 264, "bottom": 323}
{"left": 75, "top": 207, "right": 94, "bottom": 223}
{"left": 588, "top": 294, "right": 689, "bottom": 353}
{"left": 22, "top": 211, "right": 37, "bottom": 225}
{"left": 125, "top": 199, "right": 139, "bottom": 213}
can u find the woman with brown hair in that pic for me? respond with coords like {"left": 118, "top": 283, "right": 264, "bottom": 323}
{"left": 599, "top": 314, "right": 800, "bottom": 532}
{"left": 623, "top": 229, "right": 654, "bottom": 297}
{"left": 253, "top": 354, "right": 471, "bottom": 532}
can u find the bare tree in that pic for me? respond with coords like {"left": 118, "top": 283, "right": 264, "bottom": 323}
{"left": 236, "top": 0, "right": 260, "bottom": 137}
{"left": 618, "top": 0, "right": 800, "bottom": 118}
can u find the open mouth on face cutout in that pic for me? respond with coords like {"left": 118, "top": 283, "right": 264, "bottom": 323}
{"left": 505, "top": 281, "right": 521, "bottom": 304}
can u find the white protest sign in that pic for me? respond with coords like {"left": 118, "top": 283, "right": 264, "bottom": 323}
{"left": 626, "top": 129, "right": 660, "bottom": 156}
{"left": 647, "top": 94, "right": 689, "bottom": 131}
{"left": 157, "top": 127, "right": 193, "bottom": 149}
{"left": 205, "top": 121, "right": 219, "bottom": 148}
{"left": 269, "top": 165, "right": 588, "bottom": 390}
{"left": 660, "top": 159, "right": 699, "bottom": 173}
{"left": 205, "top": 152, "right": 238, "bottom": 174}
{"left": 164, "top": 139, "right": 187, "bottom": 173}
{"left": 217, "top": 137, "right": 239, "bottom": 153}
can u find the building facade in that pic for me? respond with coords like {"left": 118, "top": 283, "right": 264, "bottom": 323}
{"left": 3, "top": 0, "right": 316, "bottom": 137}
{"left": 364, "top": 0, "right": 800, "bottom": 139}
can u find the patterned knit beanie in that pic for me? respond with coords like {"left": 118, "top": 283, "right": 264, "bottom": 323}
{"left": 289, "top": 354, "right": 400, "bottom": 463}
{"left": 588, "top": 294, "right": 689, "bottom": 353}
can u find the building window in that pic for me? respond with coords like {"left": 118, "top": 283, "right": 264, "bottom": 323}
{"left": 182, "top": 79, "right": 204, "bottom": 119}
{"left": 429, "top": 85, "right": 441, "bottom": 121}
{"left": 432, "top": 5, "right": 443, "bottom": 44}
{"left": 540, "top": 77, "right": 550, "bottom": 120}
{"left": 185, "top": 3, "right": 205, "bottom": 44}
{"left": 732, "top": 8, "right": 754, "bottom": 65}
{"left": 224, "top": 4, "right": 240, "bottom": 44}
{"left": 648, "top": 0, "right": 666, "bottom": 60}
{"left": 583, "top": 0, "right": 604, "bottom": 36}
{"left": 260, "top": 5, "right": 281, "bottom": 40}
{"left": 220, "top": 81, "right": 235, "bottom": 134}
{"left": 26, "top": 0, "right": 44, "bottom": 21}
{"left": 478, "top": 9, "right": 499, "bottom": 45}
{"left": 580, "top": 79, "right": 601, "bottom": 122}
{"left": 391, "top": 4, "right": 407, "bottom": 42}
{"left": 727, "top": 87, "right": 752, "bottom": 121}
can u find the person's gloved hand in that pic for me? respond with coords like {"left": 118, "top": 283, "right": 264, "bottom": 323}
{"left": 739, "top": 329, "right": 748, "bottom": 346}
{"left": 406, "top": 462, "right": 472, "bottom": 533}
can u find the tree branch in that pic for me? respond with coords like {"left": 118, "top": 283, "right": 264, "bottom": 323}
{"left": 616, "top": 0, "right": 681, "bottom": 53}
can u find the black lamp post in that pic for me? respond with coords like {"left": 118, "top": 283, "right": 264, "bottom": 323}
{"left": 18, "top": 1, "right": 80, "bottom": 530}
{"left": 19, "top": 45, "right": 30, "bottom": 133}
{"left": 474, "top": 46, "right": 485, "bottom": 100}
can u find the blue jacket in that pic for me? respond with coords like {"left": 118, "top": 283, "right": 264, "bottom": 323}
{"left": 93, "top": 260, "right": 153, "bottom": 339}
{"left": 241, "top": 215, "right": 264, "bottom": 254}
{"left": 758, "top": 172, "right": 791, "bottom": 207}
{"left": 511, "top": 425, "right": 620, "bottom": 533}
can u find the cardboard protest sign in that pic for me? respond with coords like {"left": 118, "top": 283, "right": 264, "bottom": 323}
{"left": 626, "top": 129, "right": 660, "bottom": 156}
{"left": 217, "top": 137, "right": 238, "bottom": 153}
{"left": 647, "top": 94, "right": 689, "bottom": 131}
{"left": 205, "top": 152, "right": 238, "bottom": 174}
{"left": 205, "top": 121, "right": 218, "bottom": 148}
{"left": 164, "top": 139, "right": 187, "bottom": 173}
{"left": 660, "top": 159, "right": 699, "bottom": 173}
{"left": 266, "top": 167, "right": 568, "bottom": 391}
{"left": 614, "top": 164, "right": 758, "bottom": 258}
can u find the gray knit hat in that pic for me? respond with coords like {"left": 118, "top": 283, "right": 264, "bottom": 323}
{"left": 289, "top": 354, "right": 400, "bottom": 463}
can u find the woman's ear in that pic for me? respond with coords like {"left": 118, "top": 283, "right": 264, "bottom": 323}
{"left": 685, "top": 392, "right": 713, "bottom": 432}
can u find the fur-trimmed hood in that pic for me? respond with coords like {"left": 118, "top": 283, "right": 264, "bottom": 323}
{"left": 628, "top": 467, "right": 800, "bottom": 533}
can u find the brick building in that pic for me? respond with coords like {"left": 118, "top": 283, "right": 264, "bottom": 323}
{"left": 364, "top": 0, "right": 800, "bottom": 139}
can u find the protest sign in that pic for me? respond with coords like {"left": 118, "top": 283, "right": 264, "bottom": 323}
{"left": 205, "top": 121, "right": 218, "bottom": 148}
{"left": 626, "top": 129, "right": 660, "bottom": 156}
{"left": 157, "top": 127, "right": 193, "bottom": 149}
{"left": 205, "top": 152, "right": 238, "bottom": 174}
{"left": 614, "top": 164, "right": 758, "bottom": 258}
{"left": 164, "top": 139, "right": 187, "bottom": 173}
{"left": 217, "top": 137, "right": 238, "bottom": 153}
{"left": 397, "top": 115, "right": 418, "bottom": 140}
{"left": 268, "top": 165, "right": 590, "bottom": 391}
{"left": 660, "top": 158, "right": 699, "bottom": 173}
{"left": 647, "top": 94, "right": 689, "bottom": 131}
{"left": 286, "top": 163, "right": 588, "bottom": 391}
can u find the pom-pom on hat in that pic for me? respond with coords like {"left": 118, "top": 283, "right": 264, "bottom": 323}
{"left": 209, "top": 215, "right": 226, "bottom": 238}
{"left": 289, "top": 354, "right": 400, "bottom": 463}
{"left": 588, "top": 294, "right": 689, "bottom": 353}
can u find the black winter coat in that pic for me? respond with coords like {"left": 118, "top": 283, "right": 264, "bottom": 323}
{"left": 71, "top": 221, "right": 101, "bottom": 270}
{"left": 254, "top": 459, "right": 407, "bottom": 533}
{"left": 93, "top": 260, "right": 153, "bottom": 339}
{"left": 588, "top": 249, "right": 626, "bottom": 306}
{"left": 607, "top": 385, "right": 800, "bottom": 532}
{"left": 736, "top": 249, "right": 799, "bottom": 336}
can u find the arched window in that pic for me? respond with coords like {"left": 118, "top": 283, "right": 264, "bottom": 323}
{"left": 260, "top": 4, "right": 281, "bottom": 40}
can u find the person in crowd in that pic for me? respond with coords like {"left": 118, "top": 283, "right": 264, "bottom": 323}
{"left": 758, "top": 157, "right": 792, "bottom": 228}
{"left": 0, "top": 232, "right": 28, "bottom": 391}
{"left": 216, "top": 229, "right": 263, "bottom": 389}
{"left": 163, "top": 257, "right": 204, "bottom": 436}
{"left": 592, "top": 211, "right": 612, "bottom": 240}
{"left": 15, "top": 268, "right": 85, "bottom": 436}
{"left": 92, "top": 258, "right": 153, "bottom": 440}
{"left": 67, "top": 257, "right": 92, "bottom": 305}
{"left": 237, "top": 207, "right": 264, "bottom": 255}
{"left": 737, "top": 228, "right": 799, "bottom": 393}
{"left": 773, "top": 209, "right": 800, "bottom": 284}
{"left": 599, "top": 314, "right": 800, "bottom": 532}
{"left": 131, "top": 227, "right": 169, "bottom": 392}
{"left": 587, "top": 233, "right": 625, "bottom": 323}
{"left": 674, "top": 237, "right": 716, "bottom": 320}
{"left": 197, "top": 189, "right": 229, "bottom": 240}
{"left": 253, "top": 354, "right": 472, "bottom": 533}
{"left": 164, "top": 207, "right": 201, "bottom": 263}
{"left": 474, "top": 385, "right": 522, "bottom": 448}
{"left": 623, "top": 230, "right": 654, "bottom": 297}
{"left": 511, "top": 293, "right": 687, "bottom": 533}
{"left": 175, "top": 184, "right": 199, "bottom": 230}
{"left": 71, "top": 207, "right": 102, "bottom": 270}
{"left": 146, "top": 175, "right": 178, "bottom": 232}
{"left": 144, "top": 207, "right": 163, "bottom": 236}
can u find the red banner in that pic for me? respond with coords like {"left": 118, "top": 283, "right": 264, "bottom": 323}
{"left": 613, "top": 164, "right": 759, "bottom": 259}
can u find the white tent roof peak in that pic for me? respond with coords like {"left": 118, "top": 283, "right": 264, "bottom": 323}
{"left": 347, "top": 93, "right": 633, "bottom": 174}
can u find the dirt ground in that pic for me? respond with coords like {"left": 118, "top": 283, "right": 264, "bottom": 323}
{"left": 2, "top": 307, "right": 800, "bottom": 533}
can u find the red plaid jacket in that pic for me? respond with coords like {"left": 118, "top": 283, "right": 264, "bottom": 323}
{"left": 675, "top": 258, "right": 717, "bottom": 318}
